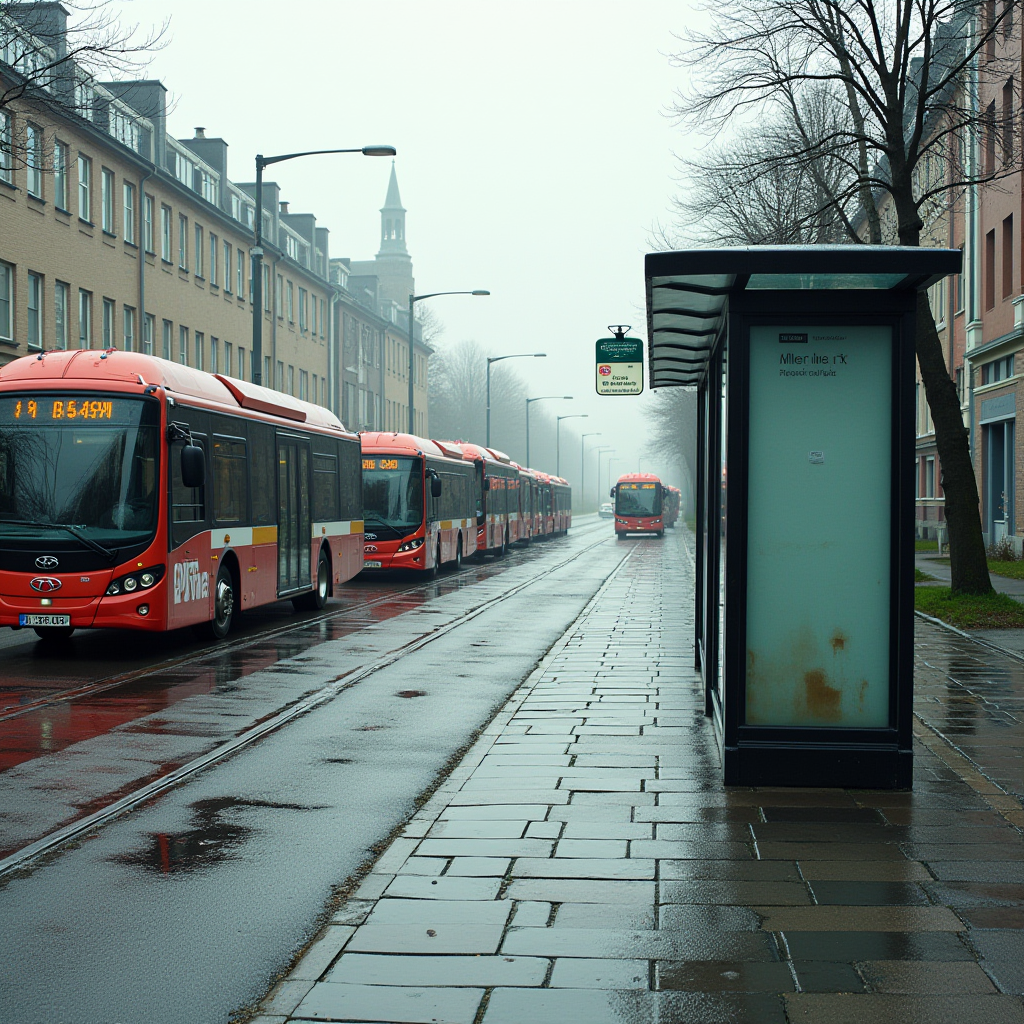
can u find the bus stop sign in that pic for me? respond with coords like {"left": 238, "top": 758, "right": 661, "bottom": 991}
{"left": 596, "top": 336, "right": 644, "bottom": 396}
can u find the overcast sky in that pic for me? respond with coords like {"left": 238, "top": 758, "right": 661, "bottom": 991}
{"left": 118, "top": 0, "right": 696, "bottom": 486}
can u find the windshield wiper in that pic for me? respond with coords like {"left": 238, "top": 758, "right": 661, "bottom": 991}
{"left": 0, "top": 519, "right": 118, "bottom": 562}
{"left": 363, "top": 515, "right": 407, "bottom": 539}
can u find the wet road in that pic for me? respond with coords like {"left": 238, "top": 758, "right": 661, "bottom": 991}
{"left": 0, "top": 518, "right": 632, "bottom": 1024}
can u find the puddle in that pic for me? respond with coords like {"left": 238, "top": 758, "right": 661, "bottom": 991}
{"left": 396, "top": 690, "right": 427, "bottom": 698}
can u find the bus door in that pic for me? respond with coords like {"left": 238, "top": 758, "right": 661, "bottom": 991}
{"left": 277, "top": 434, "right": 311, "bottom": 593}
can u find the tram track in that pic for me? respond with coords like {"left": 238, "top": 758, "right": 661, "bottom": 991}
{"left": 0, "top": 519, "right": 622, "bottom": 879}
{"left": 0, "top": 518, "right": 609, "bottom": 726}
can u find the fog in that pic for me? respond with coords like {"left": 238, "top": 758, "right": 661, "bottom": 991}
{"left": 117, "top": 0, "right": 694, "bottom": 496}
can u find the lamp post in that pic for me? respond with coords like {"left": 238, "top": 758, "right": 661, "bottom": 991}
{"left": 606, "top": 457, "right": 622, "bottom": 496}
{"left": 408, "top": 290, "right": 489, "bottom": 435}
{"left": 486, "top": 352, "right": 546, "bottom": 448}
{"left": 581, "top": 432, "right": 601, "bottom": 511}
{"left": 596, "top": 447, "right": 615, "bottom": 504}
{"left": 251, "top": 144, "right": 395, "bottom": 387}
{"left": 555, "top": 414, "right": 588, "bottom": 477}
{"left": 525, "top": 395, "right": 572, "bottom": 469}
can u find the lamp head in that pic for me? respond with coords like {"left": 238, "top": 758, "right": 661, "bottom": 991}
{"left": 362, "top": 145, "right": 397, "bottom": 157}
{"left": 471, "top": 290, "right": 490, "bottom": 296}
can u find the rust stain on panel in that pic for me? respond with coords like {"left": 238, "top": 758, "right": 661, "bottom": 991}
{"left": 804, "top": 669, "right": 842, "bottom": 721}
{"left": 829, "top": 629, "right": 847, "bottom": 653}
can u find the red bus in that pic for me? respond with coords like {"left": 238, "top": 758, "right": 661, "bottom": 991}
{"left": 451, "top": 443, "right": 520, "bottom": 558}
{"left": 0, "top": 351, "right": 364, "bottom": 641}
{"left": 663, "top": 485, "right": 681, "bottom": 528}
{"left": 612, "top": 472, "right": 664, "bottom": 538}
{"left": 360, "top": 433, "right": 477, "bottom": 573}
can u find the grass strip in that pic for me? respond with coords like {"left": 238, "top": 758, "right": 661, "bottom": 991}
{"left": 988, "top": 560, "right": 1024, "bottom": 580}
{"left": 915, "top": 539, "right": 939, "bottom": 551}
{"left": 914, "top": 568, "right": 936, "bottom": 582}
{"left": 915, "top": 586, "right": 1024, "bottom": 629}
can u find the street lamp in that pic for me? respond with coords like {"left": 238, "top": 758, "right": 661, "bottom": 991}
{"left": 408, "top": 290, "right": 489, "bottom": 435}
{"left": 606, "top": 457, "right": 622, "bottom": 496}
{"left": 555, "top": 414, "right": 588, "bottom": 477}
{"left": 486, "top": 352, "right": 546, "bottom": 447}
{"left": 251, "top": 144, "right": 395, "bottom": 387}
{"left": 525, "top": 395, "right": 572, "bottom": 469}
{"left": 581, "top": 432, "right": 601, "bottom": 510}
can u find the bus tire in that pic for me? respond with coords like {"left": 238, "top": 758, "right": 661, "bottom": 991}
{"left": 202, "top": 563, "right": 235, "bottom": 640}
{"left": 294, "top": 547, "right": 330, "bottom": 611}
{"left": 656, "top": 530, "right": 665, "bottom": 539}
{"left": 453, "top": 535, "right": 463, "bottom": 571}
{"left": 431, "top": 541, "right": 442, "bottom": 577}
{"left": 499, "top": 529, "right": 508, "bottom": 558}
{"left": 617, "top": 532, "right": 627, "bottom": 541}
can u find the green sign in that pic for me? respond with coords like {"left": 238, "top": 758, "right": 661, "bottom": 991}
{"left": 596, "top": 337, "right": 644, "bottom": 396}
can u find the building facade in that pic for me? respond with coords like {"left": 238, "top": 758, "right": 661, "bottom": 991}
{"left": 1, "top": 4, "right": 334, "bottom": 412}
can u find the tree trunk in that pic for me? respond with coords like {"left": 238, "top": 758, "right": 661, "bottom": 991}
{"left": 915, "top": 296, "right": 993, "bottom": 594}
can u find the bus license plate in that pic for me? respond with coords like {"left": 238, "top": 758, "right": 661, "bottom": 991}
{"left": 363, "top": 560, "right": 382, "bottom": 569}
{"left": 19, "top": 614, "right": 71, "bottom": 627}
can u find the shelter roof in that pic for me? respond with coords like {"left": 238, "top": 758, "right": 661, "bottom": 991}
{"left": 645, "top": 245, "right": 962, "bottom": 388}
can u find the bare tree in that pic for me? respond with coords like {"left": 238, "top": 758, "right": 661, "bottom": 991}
{"left": 1, "top": 1, "right": 166, "bottom": 114}
{"left": 645, "top": 389, "right": 698, "bottom": 512}
{"left": 672, "top": 0, "right": 1014, "bottom": 593}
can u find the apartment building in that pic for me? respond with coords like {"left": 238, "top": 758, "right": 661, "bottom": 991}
{"left": 0, "top": 4, "right": 333, "bottom": 411}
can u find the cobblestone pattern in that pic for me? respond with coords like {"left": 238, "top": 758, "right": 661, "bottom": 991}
{"left": 256, "top": 532, "right": 1024, "bottom": 1024}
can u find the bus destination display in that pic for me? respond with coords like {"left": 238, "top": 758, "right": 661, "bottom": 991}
{"left": 363, "top": 458, "right": 400, "bottom": 471}
{"left": 620, "top": 482, "right": 657, "bottom": 489}
{"left": 1, "top": 397, "right": 124, "bottom": 422}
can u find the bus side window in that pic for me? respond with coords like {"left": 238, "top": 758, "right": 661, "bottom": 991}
{"left": 213, "top": 436, "right": 247, "bottom": 524}
{"left": 249, "top": 421, "right": 275, "bottom": 525}
{"left": 170, "top": 434, "right": 207, "bottom": 546}
{"left": 313, "top": 452, "right": 339, "bottom": 521}
{"left": 340, "top": 437, "right": 362, "bottom": 523}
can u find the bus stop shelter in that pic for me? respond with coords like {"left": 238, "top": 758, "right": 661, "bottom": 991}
{"left": 645, "top": 246, "right": 962, "bottom": 789}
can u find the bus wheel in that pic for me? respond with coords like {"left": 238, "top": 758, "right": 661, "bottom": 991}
{"left": 205, "top": 564, "right": 235, "bottom": 640}
{"left": 498, "top": 529, "right": 508, "bottom": 559}
{"left": 33, "top": 626, "right": 75, "bottom": 642}
{"left": 453, "top": 536, "right": 463, "bottom": 571}
{"left": 294, "top": 549, "right": 330, "bottom": 611}
{"left": 431, "top": 541, "right": 442, "bottom": 577}
{"left": 617, "top": 532, "right": 627, "bottom": 541}
{"left": 656, "top": 530, "right": 665, "bottom": 539}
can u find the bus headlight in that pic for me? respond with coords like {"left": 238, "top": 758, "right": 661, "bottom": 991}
{"left": 397, "top": 538, "right": 425, "bottom": 553}
{"left": 106, "top": 565, "right": 165, "bottom": 597}
{"left": 124, "top": 577, "right": 138, "bottom": 591}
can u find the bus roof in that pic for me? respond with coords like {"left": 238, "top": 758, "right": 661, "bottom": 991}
{"left": 360, "top": 431, "right": 462, "bottom": 460}
{"left": 616, "top": 472, "right": 663, "bottom": 485}
{"left": 0, "top": 349, "right": 349, "bottom": 433}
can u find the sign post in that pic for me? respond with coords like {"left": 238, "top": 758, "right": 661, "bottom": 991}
{"left": 596, "top": 325, "right": 644, "bottom": 396}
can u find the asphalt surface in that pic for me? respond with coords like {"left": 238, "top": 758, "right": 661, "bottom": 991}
{"left": 0, "top": 519, "right": 629, "bottom": 1024}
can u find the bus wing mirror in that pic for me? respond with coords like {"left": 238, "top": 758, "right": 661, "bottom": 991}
{"left": 609, "top": 487, "right": 615, "bottom": 498}
{"left": 181, "top": 445, "right": 206, "bottom": 489}
{"left": 431, "top": 477, "right": 443, "bottom": 499}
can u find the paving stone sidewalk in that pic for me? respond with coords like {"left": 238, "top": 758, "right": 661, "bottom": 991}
{"left": 255, "top": 533, "right": 1024, "bottom": 1024}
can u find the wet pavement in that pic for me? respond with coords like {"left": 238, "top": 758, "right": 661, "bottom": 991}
{"left": 251, "top": 532, "right": 1024, "bottom": 1024}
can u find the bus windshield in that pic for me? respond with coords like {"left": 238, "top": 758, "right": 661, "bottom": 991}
{"left": 0, "top": 395, "right": 160, "bottom": 550}
{"left": 362, "top": 456, "right": 423, "bottom": 538}
{"left": 616, "top": 482, "right": 661, "bottom": 516}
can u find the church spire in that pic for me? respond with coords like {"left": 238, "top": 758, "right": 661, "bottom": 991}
{"left": 378, "top": 161, "right": 408, "bottom": 257}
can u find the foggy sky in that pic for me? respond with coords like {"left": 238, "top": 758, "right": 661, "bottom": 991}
{"left": 117, "top": 0, "right": 692, "bottom": 486}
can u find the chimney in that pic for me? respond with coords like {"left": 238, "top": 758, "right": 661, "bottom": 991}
{"left": 194, "top": 127, "right": 206, "bottom": 139}
{"left": 280, "top": 201, "right": 290, "bottom": 215}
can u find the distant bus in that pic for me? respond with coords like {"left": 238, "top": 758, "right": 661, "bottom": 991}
{"left": 663, "top": 485, "right": 681, "bottom": 528}
{"left": 612, "top": 472, "right": 664, "bottom": 538}
{"left": 451, "top": 443, "right": 520, "bottom": 557}
{"left": 0, "top": 350, "right": 363, "bottom": 641}
{"left": 360, "top": 432, "right": 477, "bottom": 572}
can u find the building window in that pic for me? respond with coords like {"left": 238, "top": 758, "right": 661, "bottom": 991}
{"left": 0, "top": 112, "right": 12, "bottom": 184}
{"left": 263, "top": 264, "right": 270, "bottom": 311}
{"left": 0, "top": 262, "right": 12, "bottom": 340}
{"left": 123, "top": 182, "right": 135, "bottom": 243}
{"left": 178, "top": 214, "right": 188, "bottom": 269}
{"left": 161, "top": 205, "right": 172, "bottom": 261}
{"left": 162, "top": 319, "right": 172, "bottom": 359}
{"left": 299, "top": 288, "right": 308, "bottom": 331}
{"left": 236, "top": 249, "right": 244, "bottom": 297}
{"left": 312, "top": 297, "right": 318, "bottom": 336}
{"left": 123, "top": 306, "right": 135, "bottom": 351}
{"left": 101, "top": 167, "right": 114, "bottom": 232}
{"left": 982, "top": 354, "right": 1015, "bottom": 384}
{"left": 986, "top": 228, "right": 996, "bottom": 309}
{"left": 143, "top": 313, "right": 154, "bottom": 355}
{"left": 144, "top": 194, "right": 154, "bottom": 252}
{"left": 320, "top": 299, "right": 326, "bottom": 338}
{"left": 195, "top": 331, "right": 204, "bottom": 370}
{"left": 78, "top": 290, "right": 91, "bottom": 347}
{"left": 238, "top": 346, "right": 246, "bottom": 381}
{"left": 210, "top": 337, "right": 218, "bottom": 373}
{"left": 288, "top": 364, "right": 294, "bottom": 396}
{"left": 1003, "top": 215, "right": 1014, "bottom": 298}
{"left": 287, "top": 282, "right": 294, "bottom": 323}
{"left": 275, "top": 275, "right": 283, "bottom": 317}
{"left": 53, "top": 140, "right": 68, "bottom": 209}
{"left": 223, "top": 241, "right": 232, "bottom": 292}
{"left": 224, "top": 341, "right": 232, "bottom": 376}
{"left": 26, "top": 122, "right": 42, "bottom": 197}
{"left": 276, "top": 360, "right": 284, "bottom": 391}
{"left": 179, "top": 325, "right": 189, "bottom": 365}
{"left": 925, "top": 457, "right": 936, "bottom": 498}
{"left": 985, "top": 100, "right": 996, "bottom": 175}
{"left": 102, "top": 298, "right": 114, "bottom": 347}
{"left": 54, "top": 281, "right": 69, "bottom": 348}
{"left": 209, "top": 233, "right": 217, "bottom": 286}
{"left": 27, "top": 272, "right": 42, "bottom": 349}
{"left": 78, "top": 155, "right": 91, "bottom": 221}
{"left": 299, "top": 370, "right": 308, "bottom": 401}
{"left": 194, "top": 223, "right": 203, "bottom": 277}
